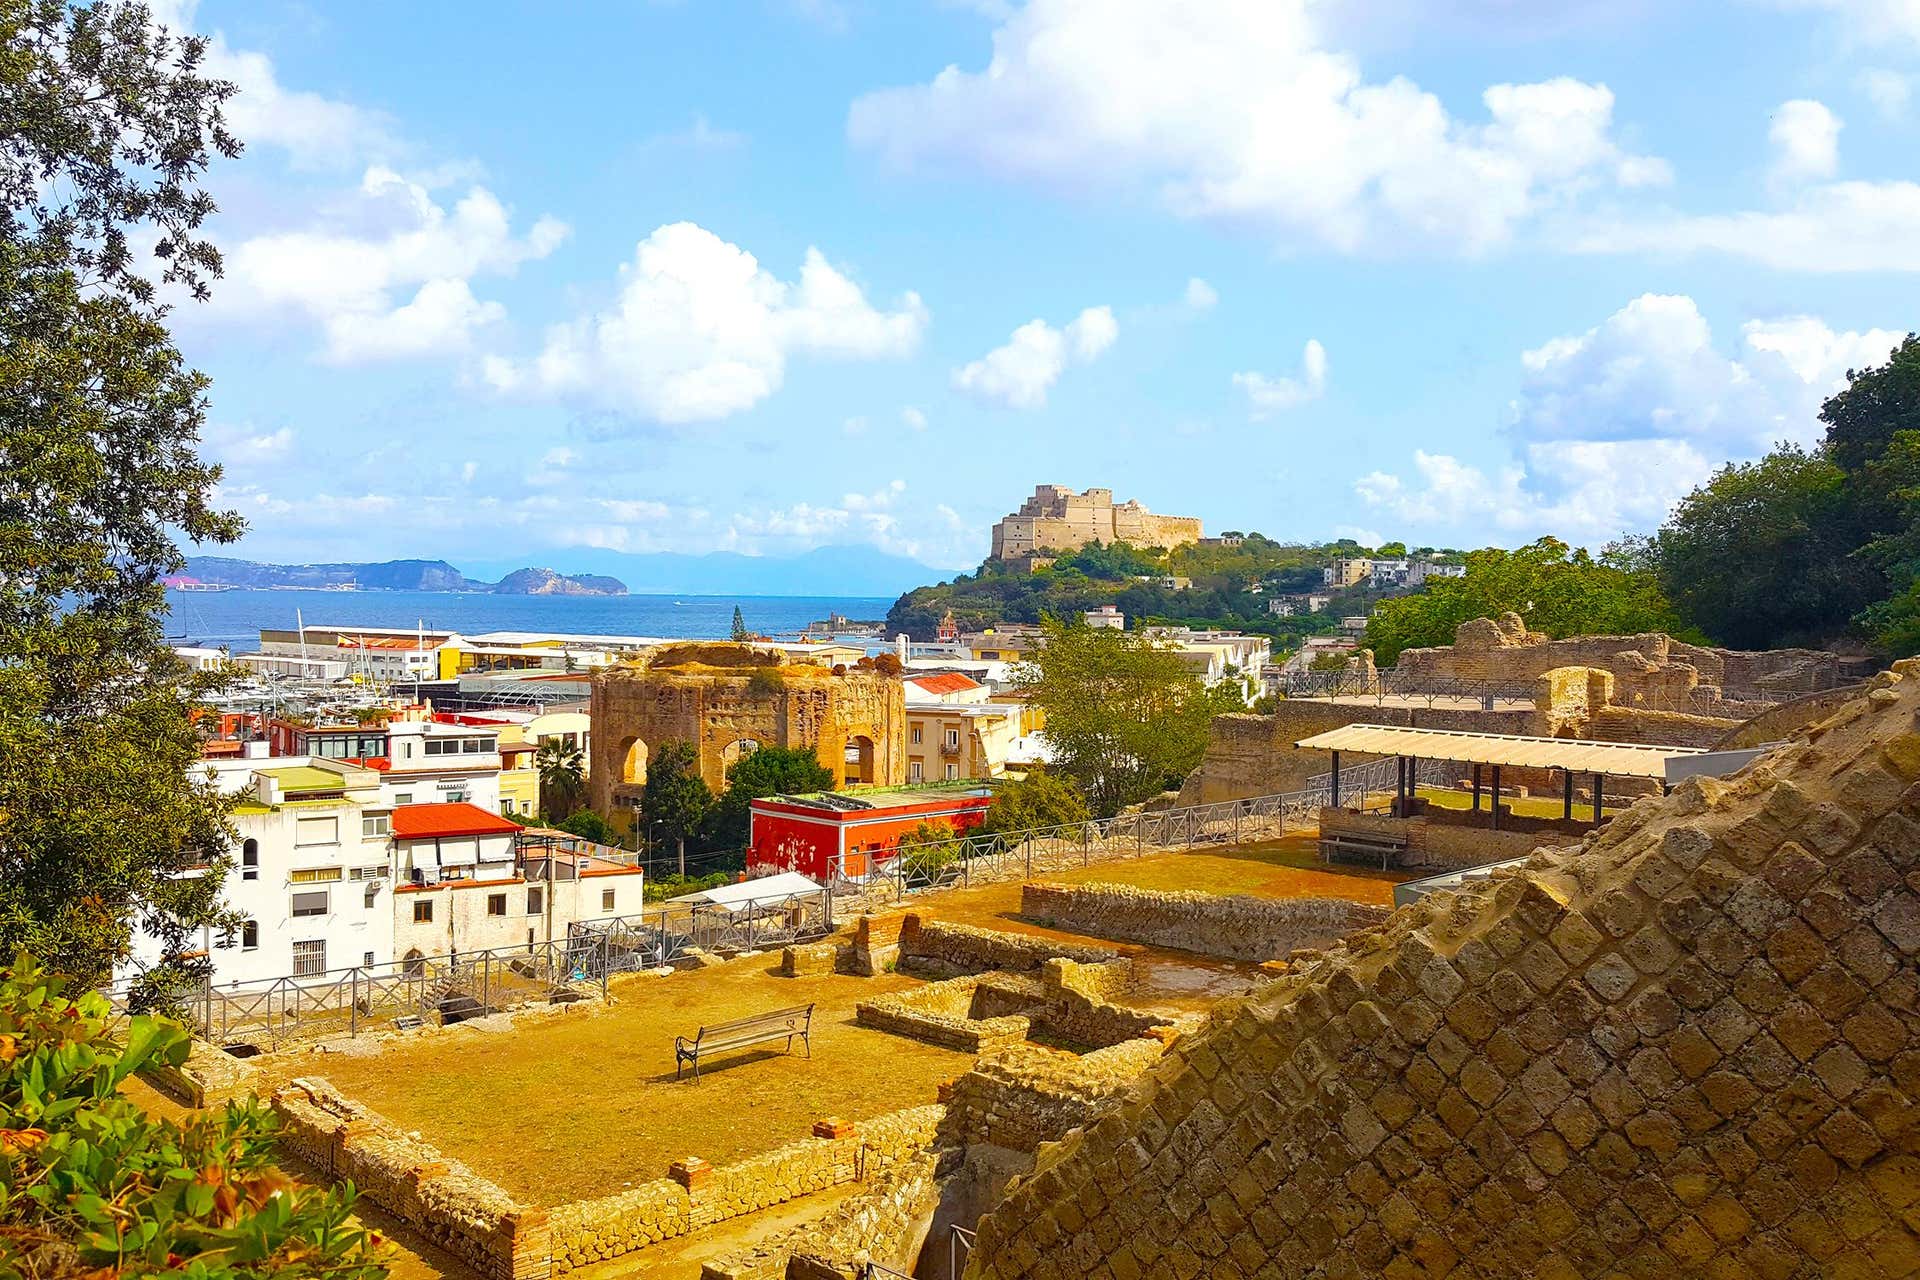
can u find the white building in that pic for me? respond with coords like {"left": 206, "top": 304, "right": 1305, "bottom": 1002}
{"left": 172, "top": 645, "right": 230, "bottom": 672}
{"left": 1084, "top": 604, "right": 1125, "bottom": 629}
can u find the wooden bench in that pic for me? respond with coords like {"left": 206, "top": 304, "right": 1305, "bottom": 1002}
{"left": 1319, "top": 834, "right": 1409, "bottom": 871}
{"left": 675, "top": 1003, "right": 814, "bottom": 1081}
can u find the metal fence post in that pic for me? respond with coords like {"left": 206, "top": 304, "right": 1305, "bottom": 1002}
{"left": 351, "top": 970, "right": 359, "bottom": 1037}
{"left": 481, "top": 953, "right": 491, "bottom": 1015}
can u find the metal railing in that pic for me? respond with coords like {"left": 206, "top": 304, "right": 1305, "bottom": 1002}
{"left": 827, "top": 786, "right": 1335, "bottom": 901}
{"left": 1281, "top": 665, "right": 1801, "bottom": 710}
{"left": 101, "top": 886, "right": 836, "bottom": 1047}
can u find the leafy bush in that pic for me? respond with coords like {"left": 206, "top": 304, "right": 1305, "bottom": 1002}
{"left": 0, "top": 953, "right": 385, "bottom": 1278}
{"left": 977, "top": 771, "right": 1091, "bottom": 837}
{"left": 555, "top": 810, "right": 618, "bottom": 845}
{"left": 643, "top": 871, "right": 733, "bottom": 903}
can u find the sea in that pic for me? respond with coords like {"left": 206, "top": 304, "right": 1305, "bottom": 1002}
{"left": 163, "top": 588, "right": 896, "bottom": 653}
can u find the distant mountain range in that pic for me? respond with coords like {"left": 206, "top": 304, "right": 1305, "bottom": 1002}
{"left": 178, "top": 545, "right": 954, "bottom": 598}
{"left": 178, "top": 558, "right": 626, "bottom": 596}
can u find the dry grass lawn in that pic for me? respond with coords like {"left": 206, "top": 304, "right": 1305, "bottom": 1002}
{"left": 309, "top": 961, "right": 971, "bottom": 1206}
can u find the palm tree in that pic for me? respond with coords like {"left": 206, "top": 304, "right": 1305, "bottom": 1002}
{"left": 534, "top": 738, "right": 586, "bottom": 820}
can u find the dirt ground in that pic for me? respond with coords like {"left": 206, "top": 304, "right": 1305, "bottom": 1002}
{"left": 301, "top": 962, "right": 972, "bottom": 1206}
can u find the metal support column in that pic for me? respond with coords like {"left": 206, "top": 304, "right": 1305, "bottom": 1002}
{"left": 1593, "top": 774, "right": 1604, "bottom": 824}
{"left": 1563, "top": 770, "right": 1574, "bottom": 821}
{"left": 1330, "top": 750, "right": 1342, "bottom": 808}
{"left": 1491, "top": 765, "right": 1502, "bottom": 831}
{"left": 1472, "top": 763, "right": 1482, "bottom": 812}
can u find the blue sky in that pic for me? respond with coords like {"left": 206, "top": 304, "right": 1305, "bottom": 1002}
{"left": 161, "top": 0, "right": 1920, "bottom": 572}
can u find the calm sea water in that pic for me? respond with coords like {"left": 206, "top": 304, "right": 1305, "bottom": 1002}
{"left": 163, "top": 588, "right": 895, "bottom": 652}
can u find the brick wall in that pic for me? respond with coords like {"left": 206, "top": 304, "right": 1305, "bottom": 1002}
{"left": 896, "top": 916, "right": 1117, "bottom": 975}
{"left": 1019, "top": 881, "right": 1390, "bottom": 963}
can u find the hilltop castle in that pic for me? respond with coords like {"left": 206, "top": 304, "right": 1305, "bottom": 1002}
{"left": 988, "top": 485, "right": 1202, "bottom": 562}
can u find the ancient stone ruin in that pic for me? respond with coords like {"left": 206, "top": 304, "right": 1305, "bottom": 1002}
{"left": 963, "top": 662, "right": 1920, "bottom": 1279}
{"left": 587, "top": 642, "right": 905, "bottom": 806}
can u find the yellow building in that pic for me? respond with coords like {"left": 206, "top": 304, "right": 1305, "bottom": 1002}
{"left": 447, "top": 708, "right": 592, "bottom": 818}
{"left": 960, "top": 626, "right": 1045, "bottom": 663}
{"left": 902, "top": 671, "right": 1041, "bottom": 782}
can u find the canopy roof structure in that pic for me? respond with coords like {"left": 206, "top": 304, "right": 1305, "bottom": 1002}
{"left": 667, "top": 870, "right": 821, "bottom": 913}
{"left": 1292, "top": 724, "right": 1706, "bottom": 780}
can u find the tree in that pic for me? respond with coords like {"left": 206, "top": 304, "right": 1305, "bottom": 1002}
{"left": 555, "top": 809, "right": 617, "bottom": 846}
{"left": 1363, "top": 538, "right": 1684, "bottom": 665}
{"left": 1013, "top": 618, "right": 1242, "bottom": 817}
{"left": 0, "top": 1, "right": 247, "bottom": 996}
{"left": 0, "top": 953, "right": 387, "bottom": 1278}
{"left": 1654, "top": 446, "right": 1882, "bottom": 650}
{"left": 977, "top": 770, "right": 1090, "bottom": 837}
{"left": 643, "top": 741, "right": 713, "bottom": 875}
{"left": 730, "top": 605, "right": 750, "bottom": 642}
{"left": 534, "top": 737, "right": 585, "bottom": 818}
{"left": 702, "top": 745, "right": 834, "bottom": 850}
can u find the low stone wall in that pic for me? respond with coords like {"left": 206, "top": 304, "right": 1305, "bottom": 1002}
{"left": 548, "top": 1104, "right": 943, "bottom": 1274}
{"left": 850, "top": 912, "right": 907, "bottom": 976}
{"left": 272, "top": 1077, "right": 548, "bottom": 1280}
{"left": 779, "top": 942, "right": 838, "bottom": 977}
{"left": 1019, "top": 882, "right": 1390, "bottom": 963}
{"left": 141, "top": 1043, "right": 262, "bottom": 1108}
{"left": 896, "top": 916, "right": 1116, "bottom": 975}
{"left": 1320, "top": 806, "right": 1565, "bottom": 872}
{"left": 856, "top": 977, "right": 1032, "bottom": 1053}
{"left": 937, "top": 1039, "right": 1171, "bottom": 1154}
{"left": 1031, "top": 958, "right": 1167, "bottom": 1048}
{"left": 702, "top": 1149, "right": 948, "bottom": 1280}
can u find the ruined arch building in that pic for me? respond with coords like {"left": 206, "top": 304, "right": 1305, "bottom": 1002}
{"left": 965, "top": 662, "right": 1920, "bottom": 1280}
{"left": 990, "top": 484, "right": 1203, "bottom": 564}
{"left": 587, "top": 643, "right": 905, "bottom": 810}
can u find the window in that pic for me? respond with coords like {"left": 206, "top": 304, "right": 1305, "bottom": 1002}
{"left": 601, "top": 888, "right": 616, "bottom": 912}
{"left": 292, "top": 939, "right": 326, "bottom": 977}
{"left": 413, "top": 900, "right": 433, "bottom": 923}
{"left": 487, "top": 893, "right": 507, "bottom": 917}
{"left": 363, "top": 883, "right": 380, "bottom": 909}
{"left": 394, "top": 792, "right": 414, "bottom": 805}
{"left": 241, "top": 838, "right": 259, "bottom": 880}
{"left": 463, "top": 737, "right": 488, "bottom": 754}
{"left": 945, "top": 728, "right": 961, "bottom": 749}
{"left": 910, "top": 726, "right": 923, "bottom": 745}
{"left": 289, "top": 867, "right": 341, "bottom": 883}
{"left": 363, "top": 951, "right": 375, "bottom": 968}
{"left": 362, "top": 814, "right": 390, "bottom": 839}
{"left": 294, "top": 816, "right": 338, "bottom": 847}
{"left": 349, "top": 865, "right": 384, "bottom": 880}
{"left": 291, "top": 890, "right": 329, "bottom": 918}
{"left": 241, "top": 920, "right": 258, "bottom": 951}
{"left": 945, "top": 764, "right": 958, "bottom": 781}
{"left": 527, "top": 887, "right": 543, "bottom": 915}
{"left": 500, "top": 801, "right": 515, "bottom": 816}
{"left": 909, "top": 762, "right": 924, "bottom": 783}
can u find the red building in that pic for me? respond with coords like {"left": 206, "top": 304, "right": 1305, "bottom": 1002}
{"left": 748, "top": 786, "right": 995, "bottom": 880}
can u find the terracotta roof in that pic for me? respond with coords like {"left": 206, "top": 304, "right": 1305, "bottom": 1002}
{"left": 391, "top": 802, "right": 524, "bottom": 840}
{"left": 907, "top": 672, "right": 981, "bottom": 696}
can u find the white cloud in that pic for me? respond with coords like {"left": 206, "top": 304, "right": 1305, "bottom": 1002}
{"left": 720, "top": 480, "right": 978, "bottom": 566}
{"left": 1578, "top": 177, "right": 1920, "bottom": 271}
{"left": 220, "top": 167, "right": 566, "bottom": 363}
{"left": 644, "top": 113, "right": 749, "bottom": 152}
{"left": 1763, "top": 0, "right": 1920, "bottom": 46}
{"left": 205, "top": 423, "right": 295, "bottom": 466}
{"left": 1233, "top": 339, "right": 1328, "bottom": 416}
{"left": 901, "top": 406, "right": 929, "bottom": 431}
{"left": 1769, "top": 99, "right": 1842, "bottom": 183}
{"left": 1858, "top": 68, "right": 1914, "bottom": 118}
{"left": 1355, "top": 295, "right": 1904, "bottom": 544}
{"left": 953, "top": 305, "right": 1117, "bottom": 409}
{"left": 486, "top": 222, "right": 927, "bottom": 423}
{"left": 460, "top": 460, "right": 478, "bottom": 483}
{"left": 1184, "top": 278, "right": 1220, "bottom": 311}
{"left": 848, "top": 0, "right": 1666, "bottom": 254}
{"left": 541, "top": 447, "right": 577, "bottom": 467}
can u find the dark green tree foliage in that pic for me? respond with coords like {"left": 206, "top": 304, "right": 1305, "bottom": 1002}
{"left": 1654, "top": 447, "right": 1881, "bottom": 650}
{"left": 554, "top": 809, "right": 617, "bottom": 846}
{"left": 1014, "top": 618, "right": 1242, "bottom": 817}
{"left": 701, "top": 745, "right": 834, "bottom": 850}
{"left": 730, "top": 605, "right": 750, "bottom": 642}
{"left": 976, "top": 770, "right": 1090, "bottom": 837}
{"left": 1363, "top": 538, "right": 1683, "bottom": 666}
{"left": 0, "top": 1, "right": 246, "bottom": 994}
{"left": 534, "top": 737, "right": 585, "bottom": 818}
{"left": 1, "top": 953, "right": 386, "bottom": 1277}
{"left": 642, "top": 741, "right": 712, "bottom": 871}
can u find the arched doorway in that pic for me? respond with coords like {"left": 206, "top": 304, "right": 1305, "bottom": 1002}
{"left": 402, "top": 948, "right": 425, "bottom": 978}
{"left": 721, "top": 738, "right": 760, "bottom": 771}
{"left": 844, "top": 734, "right": 876, "bottom": 784}
{"left": 620, "top": 736, "right": 649, "bottom": 785}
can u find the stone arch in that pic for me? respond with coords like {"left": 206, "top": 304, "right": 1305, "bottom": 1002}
{"left": 720, "top": 737, "right": 760, "bottom": 770}
{"left": 619, "top": 735, "right": 649, "bottom": 785}
{"left": 401, "top": 948, "right": 425, "bottom": 978}
{"left": 844, "top": 732, "right": 877, "bottom": 785}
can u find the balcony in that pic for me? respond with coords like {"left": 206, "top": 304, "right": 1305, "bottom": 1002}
{"left": 938, "top": 740, "right": 963, "bottom": 758}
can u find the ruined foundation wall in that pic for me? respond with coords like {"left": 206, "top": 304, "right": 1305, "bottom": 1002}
{"left": 938, "top": 1038, "right": 1172, "bottom": 1155}
{"left": 896, "top": 915, "right": 1118, "bottom": 975}
{"left": 1020, "top": 881, "right": 1391, "bottom": 963}
{"left": 966, "top": 667, "right": 1920, "bottom": 1280}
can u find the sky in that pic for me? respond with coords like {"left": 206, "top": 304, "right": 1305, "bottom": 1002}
{"left": 157, "top": 0, "right": 1920, "bottom": 573}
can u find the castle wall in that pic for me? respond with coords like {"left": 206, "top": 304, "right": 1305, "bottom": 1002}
{"left": 989, "top": 485, "right": 1202, "bottom": 559}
